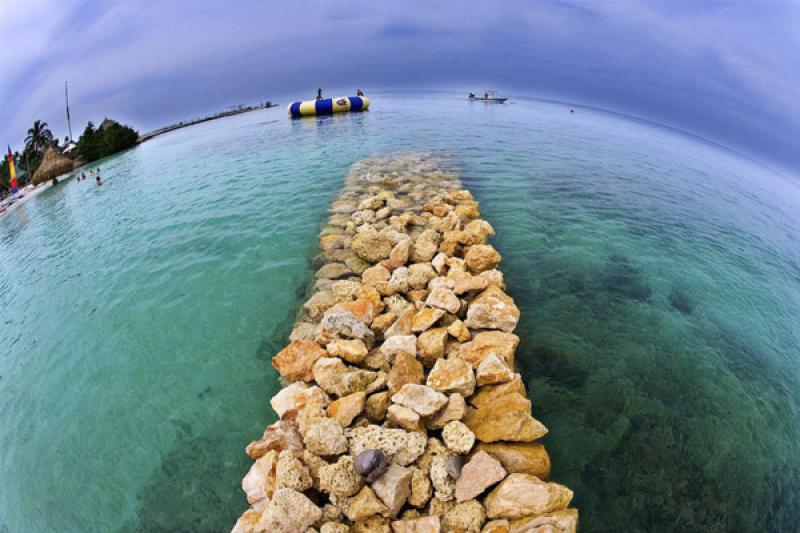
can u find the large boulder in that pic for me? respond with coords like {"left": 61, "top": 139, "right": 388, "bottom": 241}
{"left": 459, "top": 332, "right": 519, "bottom": 370}
{"left": 353, "top": 229, "right": 394, "bottom": 263}
{"left": 464, "top": 286, "right": 520, "bottom": 333}
{"left": 392, "top": 384, "right": 448, "bottom": 417}
{"left": 474, "top": 442, "right": 551, "bottom": 479}
{"left": 272, "top": 340, "right": 327, "bottom": 382}
{"left": 484, "top": 474, "right": 573, "bottom": 520}
{"left": 462, "top": 393, "right": 547, "bottom": 443}
{"left": 455, "top": 451, "right": 506, "bottom": 502}
{"left": 255, "top": 488, "right": 322, "bottom": 532}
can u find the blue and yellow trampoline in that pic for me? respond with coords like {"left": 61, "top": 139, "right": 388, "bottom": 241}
{"left": 288, "top": 96, "right": 370, "bottom": 118}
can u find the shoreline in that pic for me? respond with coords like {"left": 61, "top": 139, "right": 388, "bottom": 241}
{"left": 0, "top": 172, "right": 77, "bottom": 219}
{"left": 235, "top": 152, "right": 577, "bottom": 532}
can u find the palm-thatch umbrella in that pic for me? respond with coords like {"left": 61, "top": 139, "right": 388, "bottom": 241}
{"left": 32, "top": 147, "right": 73, "bottom": 185}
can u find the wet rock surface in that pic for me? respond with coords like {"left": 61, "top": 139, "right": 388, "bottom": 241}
{"left": 234, "top": 153, "right": 576, "bottom": 532}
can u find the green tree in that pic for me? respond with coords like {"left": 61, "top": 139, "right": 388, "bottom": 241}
{"left": 77, "top": 122, "right": 101, "bottom": 162}
{"left": 24, "top": 119, "right": 54, "bottom": 157}
{"left": 100, "top": 123, "right": 138, "bottom": 155}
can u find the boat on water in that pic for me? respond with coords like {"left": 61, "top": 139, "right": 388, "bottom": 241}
{"left": 288, "top": 95, "right": 370, "bottom": 118}
{"left": 468, "top": 90, "right": 508, "bottom": 103}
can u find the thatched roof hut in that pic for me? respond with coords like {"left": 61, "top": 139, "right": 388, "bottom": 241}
{"left": 32, "top": 147, "right": 73, "bottom": 185}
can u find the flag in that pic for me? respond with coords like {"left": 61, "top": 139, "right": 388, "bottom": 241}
{"left": 7, "top": 146, "right": 17, "bottom": 194}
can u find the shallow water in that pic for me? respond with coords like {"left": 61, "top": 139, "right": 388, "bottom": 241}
{"left": 1, "top": 93, "right": 798, "bottom": 532}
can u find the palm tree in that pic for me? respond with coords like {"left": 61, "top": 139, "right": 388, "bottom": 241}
{"left": 25, "top": 120, "right": 54, "bottom": 156}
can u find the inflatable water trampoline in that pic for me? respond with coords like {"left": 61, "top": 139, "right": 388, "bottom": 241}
{"left": 288, "top": 96, "right": 370, "bottom": 118}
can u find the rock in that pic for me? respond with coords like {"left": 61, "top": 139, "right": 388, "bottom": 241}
{"left": 463, "top": 393, "right": 548, "bottom": 443}
{"left": 242, "top": 450, "right": 278, "bottom": 506}
{"left": 372, "top": 464, "right": 413, "bottom": 517}
{"left": 318, "top": 262, "right": 355, "bottom": 279}
{"left": 425, "top": 286, "right": 461, "bottom": 314}
{"left": 332, "top": 279, "right": 361, "bottom": 301}
{"left": 232, "top": 508, "right": 262, "bottom": 533}
{"left": 348, "top": 425, "right": 428, "bottom": 466}
{"left": 453, "top": 275, "right": 489, "bottom": 296}
{"left": 442, "top": 421, "right": 476, "bottom": 454}
{"left": 392, "top": 516, "right": 441, "bottom": 533}
{"left": 475, "top": 354, "right": 514, "bottom": 386}
{"left": 415, "top": 437, "right": 455, "bottom": 475}
{"left": 246, "top": 420, "right": 303, "bottom": 459}
{"left": 269, "top": 381, "right": 329, "bottom": 420}
{"left": 353, "top": 229, "right": 394, "bottom": 263}
{"left": 446, "top": 320, "right": 471, "bottom": 342}
{"left": 335, "top": 299, "right": 376, "bottom": 323}
{"left": 411, "top": 307, "right": 446, "bottom": 332}
{"left": 303, "top": 449, "right": 329, "bottom": 490}
{"left": 407, "top": 263, "right": 437, "bottom": 290}
{"left": 388, "top": 352, "right": 425, "bottom": 395}
{"left": 464, "top": 286, "right": 519, "bottom": 333}
{"left": 484, "top": 474, "right": 573, "bottom": 519}
{"left": 426, "top": 358, "right": 476, "bottom": 397}
{"left": 346, "top": 255, "right": 372, "bottom": 274}
{"left": 459, "top": 332, "right": 519, "bottom": 369}
{"left": 255, "top": 488, "right": 322, "bottom": 533}
{"left": 382, "top": 335, "right": 417, "bottom": 357}
{"left": 411, "top": 236, "right": 439, "bottom": 263}
{"left": 388, "top": 403, "right": 424, "bottom": 432}
{"left": 416, "top": 327, "right": 449, "bottom": 367}
{"left": 429, "top": 456, "right": 456, "bottom": 501}
{"left": 478, "top": 269, "right": 504, "bottom": 290}
{"left": 366, "top": 370, "right": 389, "bottom": 393}
{"left": 313, "top": 357, "right": 378, "bottom": 398}
{"left": 303, "top": 417, "right": 348, "bottom": 456}
{"left": 366, "top": 391, "right": 393, "bottom": 423}
{"left": 327, "top": 392, "right": 366, "bottom": 427}
{"left": 305, "top": 291, "right": 337, "bottom": 320}
{"left": 319, "top": 455, "right": 364, "bottom": 497}
{"left": 455, "top": 451, "right": 506, "bottom": 502}
{"left": 272, "top": 340, "right": 327, "bottom": 382}
{"left": 508, "top": 508, "right": 578, "bottom": 533}
{"left": 372, "top": 312, "right": 397, "bottom": 337}
{"left": 408, "top": 466, "right": 433, "bottom": 508}
{"left": 481, "top": 520, "right": 509, "bottom": 533}
{"left": 441, "top": 500, "right": 486, "bottom": 533}
{"left": 346, "top": 486, "right": 389, "bottom": 521}
{"left": 316, "top": 309, "right": 376, "bottom": 346}
{"left": 290, "top": 322, "right": 317, "bottom": 342}
{"left": 385, "top": 239, "right": 411, "bottom": 269}
{"left": 468, "top": 374, "right": 526, "bottom": 408}
{"left": 320, "top": 523, "right": 350, "bottom": 533}
{"left": 392, "top": 384, "right": 448, "bottom": 417}
{"left": 327, "top": 339, "right": 370, "bottom": 364}
{"left": 352, "top": 516, "right": 392, "bottom": 533}
{"left": 275, "top": 449, "right": 313, "bottom": 491}
{"left": 428, "top": 393, "right": 467, "bottom": 430}
{"left": 464, "top": 245, "right": 501, "bottom": 273}
{"left": 385, "top": 309, "right": 415, "bottom": 338}
{"left": 388, "top": 267, "right": 410, "bottom": 293}
{"left": 354, "top": 448, "right": 390, "bottom": 482}
{"left": 473, "top": 443, "right": 551, "bottom": 480}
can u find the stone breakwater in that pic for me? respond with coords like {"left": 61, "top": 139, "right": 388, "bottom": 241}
{"left": 233, "top": 153, "right": 578, "bottom": 533}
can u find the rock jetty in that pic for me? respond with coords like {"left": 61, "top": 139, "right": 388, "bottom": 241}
{"left": 233, "top": 153, "right": 578, "bottom": 533}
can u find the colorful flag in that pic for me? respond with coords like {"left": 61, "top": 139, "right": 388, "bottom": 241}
{"left": 7, "top": 146, "right": 17, "bottom": 194}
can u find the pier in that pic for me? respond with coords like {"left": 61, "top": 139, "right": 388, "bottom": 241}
{"left": 234, "top": 153, "right": 577, "bottom": 533}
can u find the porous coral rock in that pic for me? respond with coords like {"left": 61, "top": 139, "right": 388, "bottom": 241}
{"left": 255, "top": 488, "right": 322, "bottom": 533}
{"left": 321, "top": 523, "right": 351, "bottom": 533}
{"left": 347, "top": 425, "right": 428, "bottom": 466}
{"left": 408, "top": 263, "right": 437, "bottom": 290}
{"left": 303, "top": 416, "right": 349, "bottom": 456}
{"left": 441, "top": 421, "right": 476, "bottom": 454}
{"left": 463, "top": 244, "right": 501, "bottom": 273}
{"left": 428, "top": 393, "right": 467, "bottom": 430}
{"left": 441, "top": 500, "right": 486, "bottom": 533}
{"left": 313, "top": 357, "right": 378, "bottom": 398}
{"left": 353, "top": 229, "right": 394, "bottom": 263}
{"left": 391, "top": 515, "right": 441, "bottom": 533}
{"left": 275, "top": 449, "right": 313, "bottom": 491}
{"left": 319, "top": 455, "right": 364, "bottom": 497}
{"left": 429, "top": 456, "right": 456, "bottom": 501}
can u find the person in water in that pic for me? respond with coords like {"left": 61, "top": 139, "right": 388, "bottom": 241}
{"left": 468, "top": 92, "right": 475, "bottom": 98}
{"left": 484, "top": 91, "right": 490, "bottom": 100}
{"left": 356, "top": 88, "right": 364, "bottom": 97}
{"left": 316, "top": 88, "right": 323, "bottom": 100}
{"left": 96, "top": 175, "right": 102, "bottom": 186}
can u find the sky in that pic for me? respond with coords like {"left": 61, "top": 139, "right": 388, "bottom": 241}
{"left": 1, "top": 0, "right": 799, "bottom": 173}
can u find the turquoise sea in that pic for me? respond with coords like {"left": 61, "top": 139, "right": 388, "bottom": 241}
{"left": 1, "top": 93, "right": 798, "bottom": 532}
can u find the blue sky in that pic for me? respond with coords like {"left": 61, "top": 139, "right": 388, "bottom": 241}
{"left": 1, "top": 0, "right": 799, "bottom": 172}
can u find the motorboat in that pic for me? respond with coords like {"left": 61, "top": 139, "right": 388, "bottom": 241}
{"left": 468, "top": 90, "right": 508, "bottom": 103}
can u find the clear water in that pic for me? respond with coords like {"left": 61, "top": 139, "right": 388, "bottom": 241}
{"left": 1, "top": 93, "right": 798, "bottom": 533}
